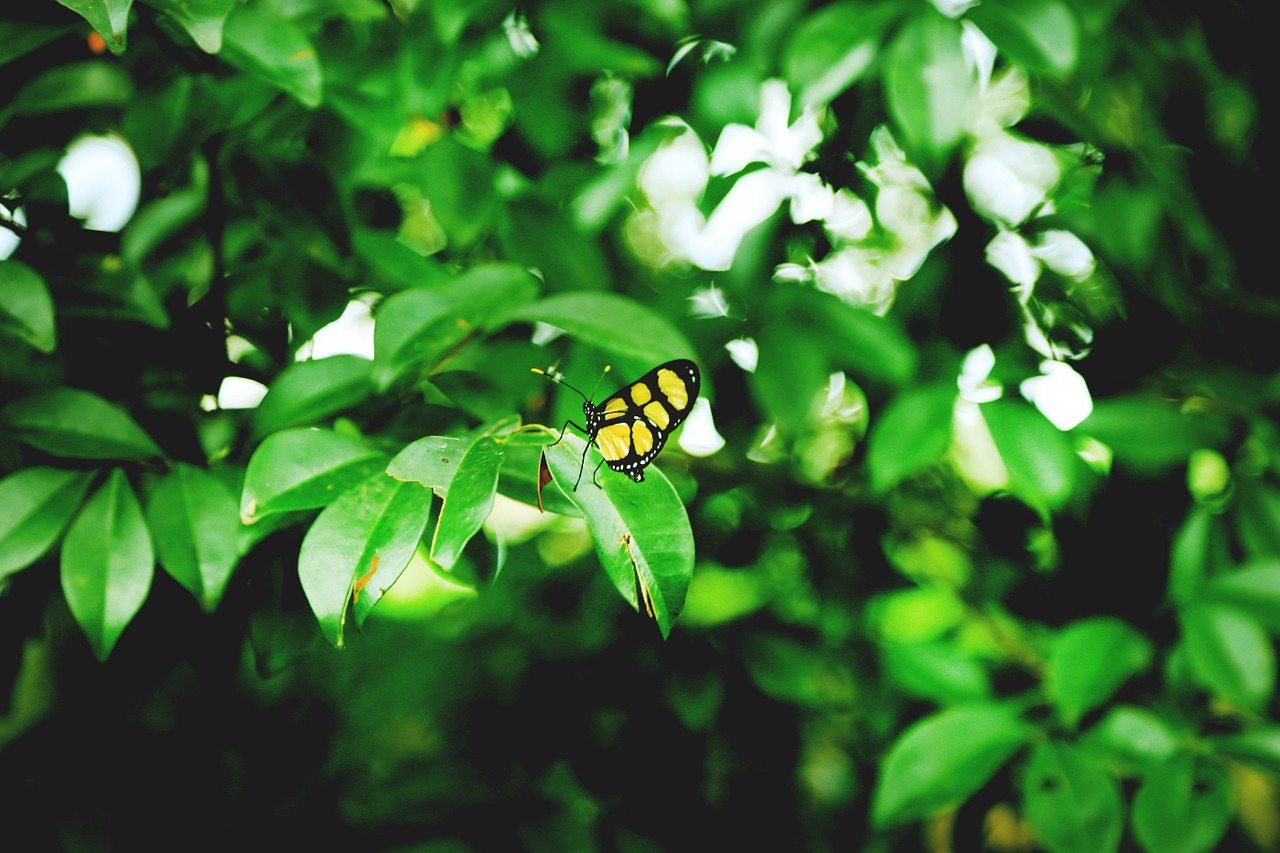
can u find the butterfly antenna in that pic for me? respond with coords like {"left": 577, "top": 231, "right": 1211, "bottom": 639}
{"left": 531, "top": 366, "right": 590, "bottom": 402}
{"left": 586, "top": 365, "right": 611, "bottom": 402}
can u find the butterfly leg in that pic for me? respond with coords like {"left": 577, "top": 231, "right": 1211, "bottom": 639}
{"left": 589, "top": 456, "right": 607, "bottom": 489}
{"left": 548, "top": 420, "right": 584, "bottom": 449}
{"left": 572, "top": 434, "right": 594, "bottom": 491}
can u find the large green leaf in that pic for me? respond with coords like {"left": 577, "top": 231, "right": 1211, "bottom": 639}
{"left": 60, "top": 469, "right": 154, "bottom": 660}
{"left": 871, "top": 704, "right": 1032, "bottom": 827}
{"left": 219, "top": 3, "right": 322, "bottom": 107}
{"left": 1083, "top": 705, "right": 1180, "bottom": 773}
{"left": 495, "top": 292, "right": 697, "bottom": 367}
{"left": 1022, "top": 740, "right": 1123, "bottom": 853}
{"left": 386, "top": 435, "right": 468, "bottom": 498}
{"left": 430, "top": 436, "right": 505, "bottom": 570}
{"left": 0, "top": 259, "right": 55, "bottom": 353}
{"left": 883, "top": 11, "right": 973, "bottom": 166}
{"left": 240, "top": 427, "right": 386, "bottom": 522}
{"left": 1235, "top": 478, "right": 1280, "bottom": 559}
{"left": 965, "top": 0, "right": 1080, "bottom": 79}
{"left": 1048, "top": 617, "right": 1153, "bottom": 728}
{"left": 251, "top": 356, "right": 374, "bottom": 439}
{"left": 1180, "top": 600, "right": 1275, "bottom": 712}
{"left": 1080, "top": 397, "right": 1230, "bottom": 473}
{"left": 1131, "top": 753, "right": 1232, "bottom": 853}
{"left": 866, "top": 383, "right": 956, "bottom": 493}
{"left": 146, "top": 464, "right": 240, "bottom": 612}
{"left": 784, "top": 1, "right": 904, "bottom": 107}
{"left": 147, "top": 0, "right": 236, "bottom": 53}
{"left": 1201, "top": 560, "right": 1280, "bottom": 632}
{"left": 0, "top": 19, "right": 69, "bottom": 67}
{"left": 982, "top": 399, "right": 1078, "bottom": 513}
{"left": 298, "top": 471, "right": 433, "bottom": 646}
{"left": 373, "top": 263, "right": 539, "bottom": 390}
{"left": 1167, "top": 504, "right": 1231, "bottom": 603}
{"left": 542, "top": 432, "right": 695, "bottom": 639}
{"left": 880, "top": 641, "right": 993, "bottom": 704}
{"left": 1208, "top": 725, "right": 1280, "bottom": 776}
{"left": 2, "top": 387, "right": 162, "bottom": 460}
{"left": 0, "top": 467, "right": 94, "bottom": 578}
{"left": 55, "top": 0, "right": 132, "bottom": 54}
{"left": 7, "top": 61, "right": 133, "bottom": 116}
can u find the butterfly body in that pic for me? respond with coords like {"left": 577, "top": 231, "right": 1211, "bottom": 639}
{"left": 538, "top": 359, "right": 701, "bottom": 489}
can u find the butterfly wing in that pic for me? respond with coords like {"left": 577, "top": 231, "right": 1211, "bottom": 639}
{"left": 587, "top": 359, "right": 701, "bottom": 482}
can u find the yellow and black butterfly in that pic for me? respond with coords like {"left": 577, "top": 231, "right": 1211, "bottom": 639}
{"left": 535, "top": 359, "right": 701, "bottom": 490}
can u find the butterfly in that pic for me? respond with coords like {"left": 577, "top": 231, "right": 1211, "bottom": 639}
{"left": 534, "top": 359, "right": 701, "bottom": 490}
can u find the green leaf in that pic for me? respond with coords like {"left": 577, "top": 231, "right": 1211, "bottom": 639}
{"left": 298, "top": 471, "right": 433, "bottom": 647}
{"left": 1048, "top": 617, "right": 1153, "bottom": 727}
{"left": 872, "top": 704, "right": 1032, "bottom": 828}
{"left": 1168, "top": 504, "right": 1230, "bottom": 603}
{"left": 240, "top": 427, "right": 386, "bottom": 522}
{"left": 784, "top": 1, "right": 904, "bottom": 107}
{"left": 1209, "top": 725, "right": 1280, "bottom": 776}
{"left": 0, "top": 19, "right": 68, "bottom": 67}
{"left": 772, "top": 286, "right": 918, "bottom": 385}
{"left": 1022, "top": 740, "right": 1123, "bottom": 853}
{"left": 373, "top": 263, "right": 539, "bottom": 390}
{"left": 499, "top": 200, "right": 611, "bottom": 294}
{"left": 1080, "top": 397, "right": 1230, "bottom": 473}
{"left": 219, "top": 4, "right": 322, "bottom": 108}
{"left": 495, "top": 292, "right": 697, "bottom": 367}
{"left": 1132, "top": 754, "right": 1232, "bottom": 853}
{"left": 866, "top": 383, "right": 956, "bottom": 492}
{"left": 1235, "top": 479, "right": 1280, "bottom": 559}
{"left": 2, "top": 387, "right": 162, "bottom": 460}
{"left": 751, "top": 321, "right": 828, "bottom": 437}
{"left": 884, "top": 11, "right": 973, "bottom": 166}
{"left": 430, "top": 436, "right": 505, "bottom": 570}
{"left": 386, "top": 435, "right": 469, "bottom": 498}
{"left": 1202, "top": 561, "right": 1280, "bottom": 632}
{"left": 983, "top": 400, "right": 1077, "bottom": 513}
{"left": 542, "top": 432, "right": 695, "bottom": 638}
{"left": 7, "top": 61, "right": 133, "bottom": 114}
{"left": 0, "top": 468, "right": 94, "bottom": 578}
{"left": 880, "top": 641, "right": 993, "bottom": 704}
{"left": 743, "top": 633, "right": 838, "bottom": 707}
{"left": 0, "top": 259, "right": 56, "bottom": 352}
{"left": 60, "top": 469, "right": 154, "bottom": 660}
{"left": 251, "top": 356, "right": 374, "bottom": 439}
{"left": 147, "top": 0, "right": 235, "bottom": 53}
{"left": 146, "top": 464, "right": 240, "bottom": 612}
{"left": 419, "top": 136, "right": 497, "bottom": 248}
{"left": 965, "top": 0, "right": 1080, "bottom": 79}
{"left": 1083, "top": 705, "right": 1180, "bottom": 773}
{"left": 1180, "top": 600, "right": 1275, "bottom": 712}
{"left": 55, "top": 0, "right": 132, "bottom": 54}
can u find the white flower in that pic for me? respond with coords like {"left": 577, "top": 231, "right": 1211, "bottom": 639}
{"left": 986, "top": 230, "right": 1040, "bottom": 300}
{"left": 679, "top": 398, "right": 725, "bottom": 456}
{"left": 825, "top": 190, "right": 873, "bottom": 241}
{"left": 57, "top": 134, "right": 141, "bottom": 232}
{"left": 1031, "top": 229, "right": 1095, "bottom": 280}
{"left": 710, "top": 79, "right": 822, "bottom": 176}
{"left": 1020, "top": 360, "right": 1093, "bottom": 430}
{"left": 811, "top": 246, "right": 897, "bottom": 314}
{"left": 957, "top": 344, "right": 1004, "bottom": 404}
{"left": 725, "top": 337, "right": 758, "bottom": 373}
{"left": 964, "top": 131, "right": 1060, "bottom": 227}
{"left": 637, "top": 122, "right": 708, "bottom": 203}
{"left": 688, "top": 284, "right": 731, "bottom": 319}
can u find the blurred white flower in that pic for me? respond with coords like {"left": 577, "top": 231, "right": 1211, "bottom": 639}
{"left": 57, "top": 134, "right": 141, "bottom": 232}
{"left": 710, "top": 79, "right": 822, "bottom": 177}
{"left": 211, "top": 376, "right": 268, "bottom": 410}
{"left": 986, "top": 230, "right": 1039, "bottom": 300}
{"left": 960, "top": 21, "right": 997, "bottom": 91}
{"left": 812, "top": 246, "right": 897, "bottom": 314}
{"left": 297, "top": 297, "right": 377, "bottom": 361}
{"left": 1020, "top": 360, "right": 1093, "bottom": 430}
{"left": 951, "top": 397, "right": 1008, "bottom": 494}
{"left": 957, "top": 344, "right": 1004, "bottom": 404}
{"left": 825, "top": 190, "right": 873, "bottom": 242}
{"left": 688, "top": 284, "right": 731, "bottom": 318}
{"left": 0, "top": 201, "right": 24, "bottom": 259}
{"left": 679, "top": 398, "right": 725, "bottom": 456}
{"left": 964, "top": 131, "right": 1060, "bottom": 227}
{"left": 637, "top": 122, "right": 709, "bottom": 203}
{"left": 725, "top": 337, "right": 758, "bottom": 373}
{"left": 1031, "top": 229, "right": 1096, "bottom": 280}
